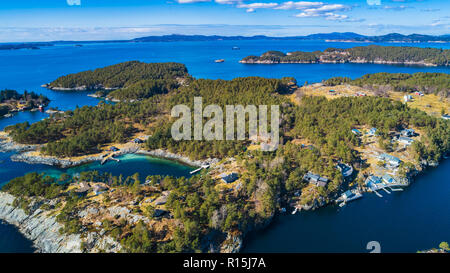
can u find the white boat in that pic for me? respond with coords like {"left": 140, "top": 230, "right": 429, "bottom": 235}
{"left": 291, "top": 207, "right": 298, "bottom": 215}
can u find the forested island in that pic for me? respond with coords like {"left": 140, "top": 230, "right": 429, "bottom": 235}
{"left": 0, "top": 43, "right": 53, "bottom": 50}
{"left": 240, "top": 45, "right": 450, "bottom": 66}
{"left": 1, "top": 61, "right": 449, "bottom": 253}
{"left": 0, "top": 89, "right": 50, "bottom": 117}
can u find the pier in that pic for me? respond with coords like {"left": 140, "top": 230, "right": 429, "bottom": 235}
{"left": 101, "top": 153, "right": 120, "bottom": 165}
{"left": 189, "top": 164, "right": 210, "bottom": 175}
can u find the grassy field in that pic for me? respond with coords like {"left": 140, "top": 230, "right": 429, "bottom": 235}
{"left": 293, "top": 84, "right": 449, "bottom": 117}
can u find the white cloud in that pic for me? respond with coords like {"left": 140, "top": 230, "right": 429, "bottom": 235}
{"left": 366, "top": 0, "right": 381, "bottom": 6}
{"left": 274, "top": 1, "right": 324, "bottom": 10}
{"left": 176, "top": 0, "right": 210, "bottom": 3}
{"left": 294, "top": 4, "right": 350, "bottom": 20}
{"left": 67, "top": 0, "right": 81, "bottom": 6}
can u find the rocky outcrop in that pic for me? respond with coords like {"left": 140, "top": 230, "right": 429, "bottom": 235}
{"left": 137, "top": 149, "right": 219, "bottom": 167}
{"left": 0, "top": 192, "right": 121, "bottom": 253}
{"left": 0, "top": 136, "right": 39, "bottom": 153}
{"left": 11, "top": 152, "right": 104, "bottom": 168}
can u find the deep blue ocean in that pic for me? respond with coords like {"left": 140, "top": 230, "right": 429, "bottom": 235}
{"left": 0, "top": 39, "right": 448, "bottom": 253}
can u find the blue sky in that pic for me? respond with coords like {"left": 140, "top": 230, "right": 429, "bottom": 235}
{"left": 0, "top": 0, "right": 449, "bottom": 42}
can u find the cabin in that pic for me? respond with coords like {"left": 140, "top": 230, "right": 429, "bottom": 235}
{"left": 378, "top": 153, "right": 401, "bottom": 167}
{"left": 153, "top": 209, "right": 168, "bottom": 218}
{"left": 442, "top": 114, "right": 450, "bottom": 120}
{"left": 109, "top": 146, "right": 119, "bottom": 152}
{"left": 304, "top": 172, "right": 329, "bottom": 187}
{"left": 220, "top": 173, "right": 239, "bottom": 184}
{"left": 414, "top": 91, "right": 424, "bottom": 96}
{"left": 401, "top": 129, "right": 415, "bottom": 137}
{"left": 351, "top": 129, "right": 362, "bottom": 136}
{"left": 367, "top": 128, "right": 377, "bottom": 136}
{"left": 404, "top": 94, "right": 412, "bottom": 102}
{"left": 398, "top": 136, "right": 414, "bottom": 145}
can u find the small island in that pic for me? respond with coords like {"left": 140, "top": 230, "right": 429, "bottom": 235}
{"left": 240, "top": 45, "right": 450, "bottom": 66}
{"left": 0, "top": 89, "right": 50, "bottom": 118}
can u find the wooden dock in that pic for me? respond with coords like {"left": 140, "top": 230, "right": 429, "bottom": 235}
{"left": 101, "top": 153, "right": 120, "bottom": 165}
{"left": 189, "top": 164, "right": 210, "bottom": 175}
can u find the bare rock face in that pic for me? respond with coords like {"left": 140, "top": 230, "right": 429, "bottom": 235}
{"left": 220, "top": 233, "right": 243, "bottom": 253}
{"left": 0, "top": 192, "right": 121, "bottom": 253}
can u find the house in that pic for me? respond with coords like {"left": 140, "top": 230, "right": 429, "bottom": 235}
{"left": 367, "top": 128, "right": 377, "bottom": 136}
{"left": 220, "top": 173, "right": 239, "bottom": 184}
{"left": 351, "top": 129, "right": 362, "bottom": 136}
{"left": 414, "top": 91, "right": 424, "bottom": 96}
{"left": 365, "top": 175, "right": 382, "bottom": 187}
{"left": 304, "top": 172, "right": 329, "bottom": 187}
{"left": 109, "top": 146, "right": 119, "bottom": 152}
{"left": 133, "top": 138, "right": 144, "bottom": 144}
{"left": 398, "top": 136, "right": 414, "bottom": 145}
{"left": 378, "top": 153, "right": 401, "bottom": 167}
{"left": 401, "top": 129, "right": 415, "bottom": 137}
{"left": 442, "top": 114, "right": 450, "bottom": 120}
{"left": 404, "top": 94, "right": 412, "bottom": 102}
{"left": 337, "top": 163, "right": 353, "bottom": 178}
{"left": 382, "top": 174, "right": 397, "bottom": 184}
{"left": 153, "top": 209, "right": 168, "bottom": 218}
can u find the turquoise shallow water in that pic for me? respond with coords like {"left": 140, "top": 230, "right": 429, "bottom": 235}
{"left": 0, "top": 40, "right": 449, "bottom": 252}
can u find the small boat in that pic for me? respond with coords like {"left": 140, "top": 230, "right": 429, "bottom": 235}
{"left": 291, "top": 207, "right": 298, "bottom": 215}
{"left": 232, "top": 46, "right": 240, "bottom": 50}
{"left": 339, "top": 202, "right": 346, "bottom": 207}
{"left": 280, "top": 207, "right": 286, "bottom": 213}
{"left": 4, "top": 113, "right": 13, "bottom": 118}
{"left": 214, "top": 59, "right": 225, "bottom": 63}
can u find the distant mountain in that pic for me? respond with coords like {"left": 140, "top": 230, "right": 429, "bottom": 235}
{"left": 132, "top": 33, "right": 450, "bottom": 43}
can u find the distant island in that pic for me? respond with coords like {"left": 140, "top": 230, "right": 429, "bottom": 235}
{"left": 43, "top": 61, "right": 190, "bottom": 102}
{"left": 0, "top": 89, "right": 50, "bottom": 117}
{"left": 0, "top": 43, "right": 54, "bottom": 50}
{"left": 2, "top": 32, "right": 450, "bottom": 50}
{"left": 240, "top": 45, "right": 450, "bottom": 66}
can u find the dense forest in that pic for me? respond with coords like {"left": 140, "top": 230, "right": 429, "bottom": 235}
{"left": 323, "top": 72, "right": 450, "bottom": 97}
{"left": 49, "top": 61, "right": 189, "bottom": 90}
{"left": 6, "top": 76, "right": 296, "bottom": 158}
{"left": 241, "top": 45, "right": 450, "bottom": 66}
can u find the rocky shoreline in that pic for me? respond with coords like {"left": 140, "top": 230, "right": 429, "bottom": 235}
{"left": 0, "top": 192, "right": 120, "bottom": 253}
{"left": 239, "top": 59, "right": 437, "bottom": 66}
{"left": 1, "top": 131, "right": 217, "bottom": 168}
